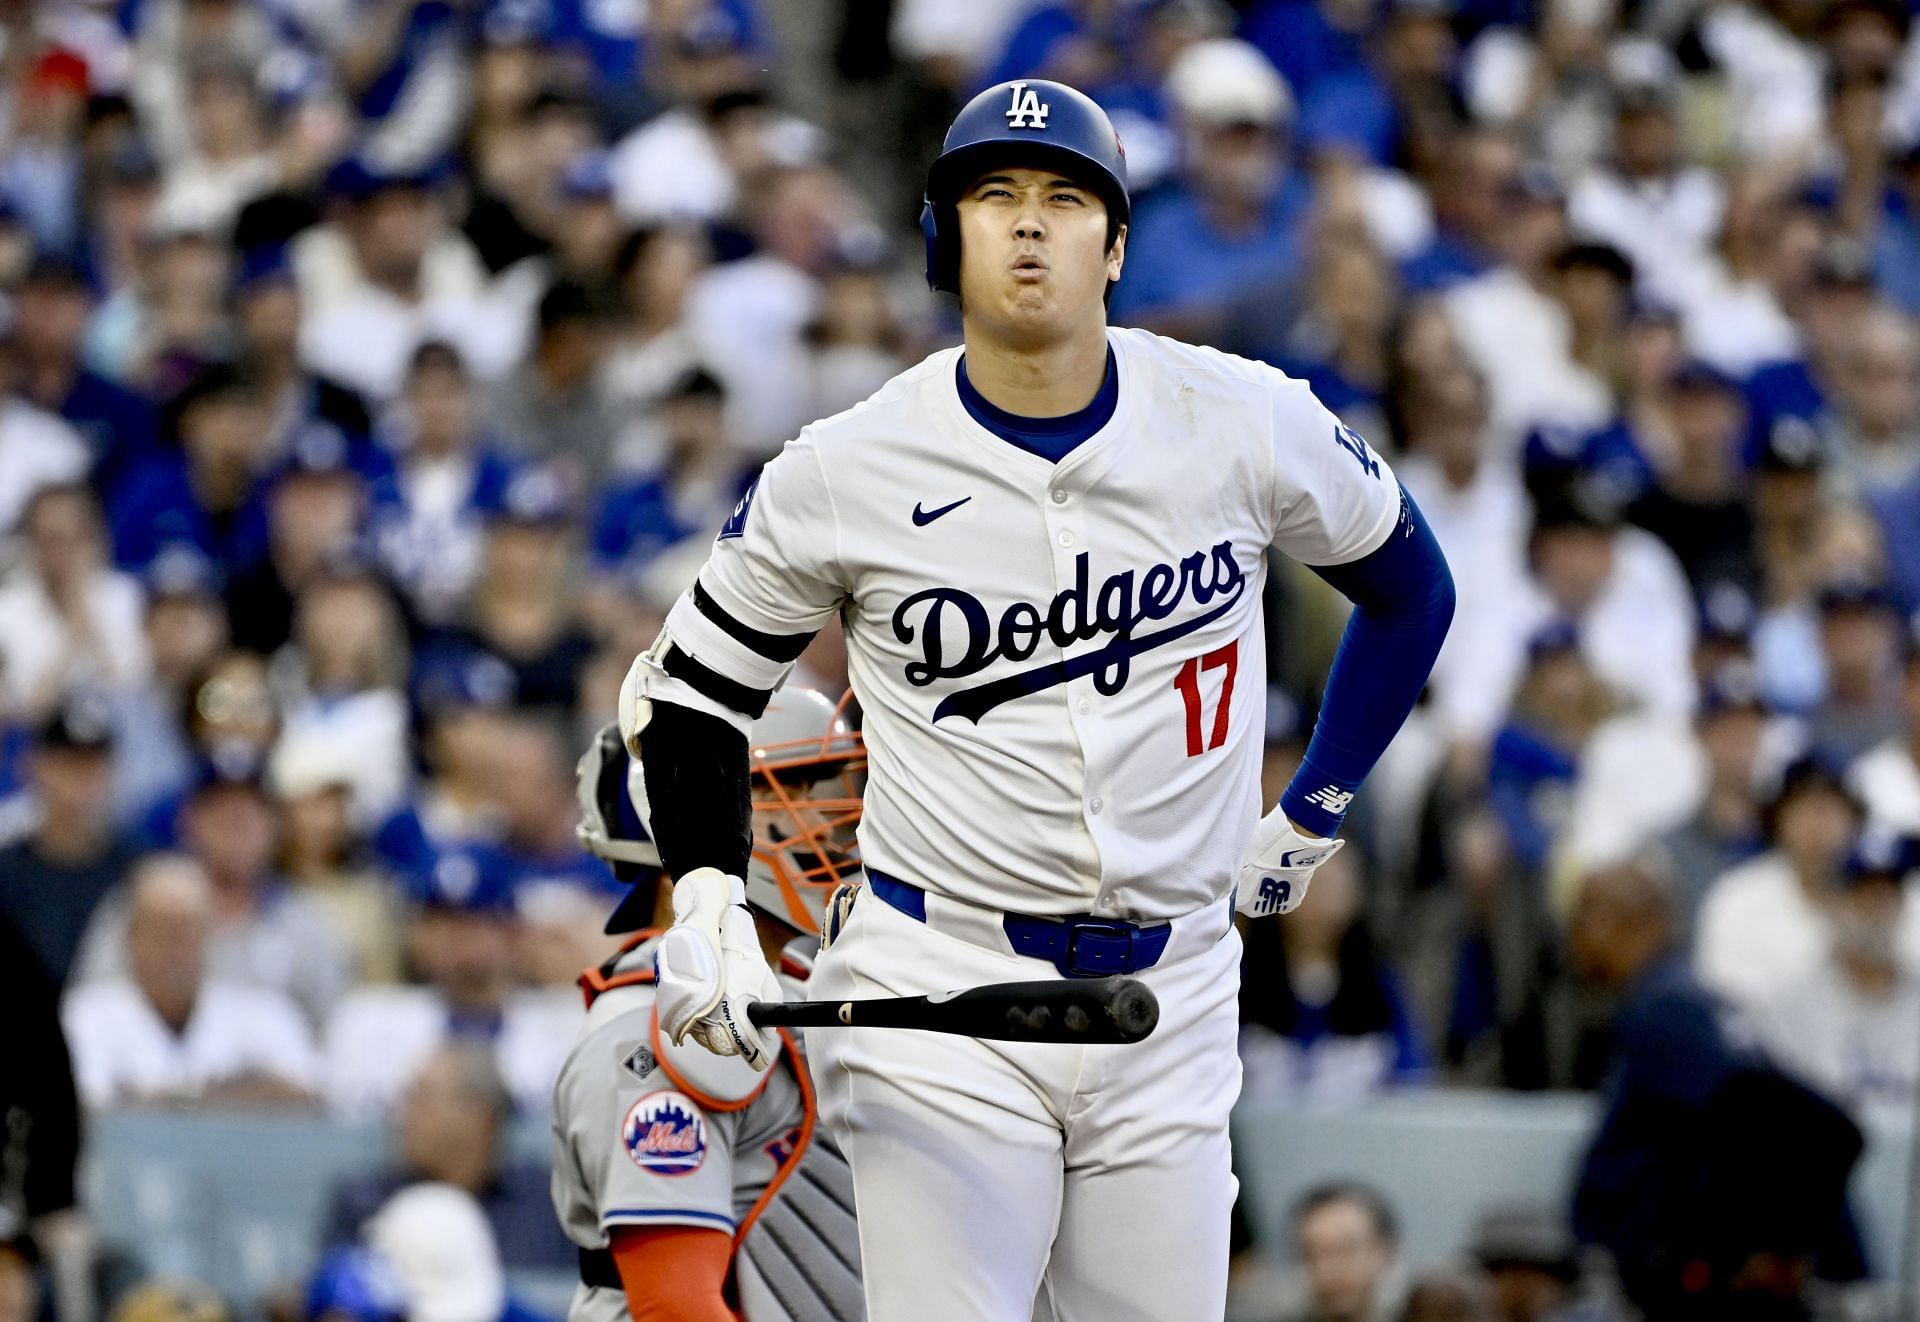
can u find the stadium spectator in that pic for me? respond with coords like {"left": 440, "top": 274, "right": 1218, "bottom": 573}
{"left": 599, "top": 225, "right": 713, "bottom": 471}
{"left": 228, "top": 247, "right": 374, "bottom": 462}
{"left": 1239, "top": 845, "right": 1426, "bottom": 1100}
{"left": 63, "top": 853, "right": 320, "bottom": 1107}
{"left": 275, "top": 569, "right": 412, "bottom": 827}
{"left": 1112, "top": 38, "right": 1306, "bottom": 336}
{"left": 422, "top": 468, "right": 593, "bottom": 719}
{"left": 0, "top": 328, "right": 90, "bottom": 542}
{"left": 587, "top": 367, "right": 752, "bottom": 588}
{"left": 1567, "top": 857, "right": 1867, "bottom": 1316}
{"left": 156, "top": 55, "right": 278, "bottom": 237}
{"left": 1485, "top": 623, "right": 1609, "bottom": 878}
{"left": 1848, "top": 630, "right": 1920, "bottom": 832}
{"left": 805, "top": 238, "right": 915, "bottom": 420}
{"left": 158, "top": 651, "right": 280, "bottom": 830}
{"left": 1649, "top": 661, "right": 1775, "bottom": 922}
{"left": 224, "top": 428, "right": 386, "bottom": 657}
{"left": 0, "top": 697, "right": 139, "bottom": 987}
{"left": 1396, "top": 1269, "right": 1499, "bottom": 1322}
{"left": 376, "top": 652, "right": 515, "bottom": 879}
{"left": 361, "top": 1183, "right": 545, "bottom": 1322}
{"left": 0, "top": 483, "right": 149, "bottom": 720}
{"left": 486, "top": 717, "right": 615, "bottom": 902}
{"left": 547, "top": 150, "right": 627, "bottom": 290}
{"left": 0, "top": 912, "right": 82, "bottom": 1273}
{"left": 129, "top": 207, "right": 237, "bottom": 395}
{"left": 1464, "top": 1206, "right": 1597, "bottom": 1322}
{"left": 320, "top": 843, "right": 578, "bottom": 1117}
{"left": 368, "top": 341, "right": 518, "bottom": 626}
{"left": 319, "top": 1044, "right": 572, "bottom": 1270}
{"left": 1283, "top": 1183, "right": 1406, "bottom": 1322}
{"left": 1396, "top": 364, "right": 1533, "bottom": 745}
{"left": 111, "top": 364, "right": 272, "bottom": 576}
{"left": 487, "top": 279, "right": 619, "bottom": 490}
{"left": 1448, "top": 483, "right": 1695, "bottom": 743}
{"left": 1822, "top": 304, "right": 1920, "bottom": 496}
{"left": 1806, "top": 580, "right": 1909, "bottom": 762}
{"left": 1754, "top": 829, "right": 1920, "bottom": 1116}
{"left": 1620, "top": 361, "right": 1757, "bottom": 596}
{"left": 268, "top": 729, "right": 402, "bottom": 985}
{"left": 1694, "top": 753, "right": 1877, "bottom": 1011}
{"left": 8, "top": 255, "right": 158, "bottom": 502}
{"left": 1566, "top": 79, "right": 1723, "bottom": 315}
{"left": 1396, "top": 128, "right": 1515, "bottom": 295}
{"left": 1445, "top": 177, "right": 1612, "bottom": 451}
{"left": 77, "top": 760, "right": 351, "bottom": 1023}
{"left": 293, "top": 159, "right": 506, "bottom": 403}
{"left": 686, "top": 161, "right": 873, "bottom": 458}
{"left": 1228, "top": 231, "right": 1400, "bottom": 439}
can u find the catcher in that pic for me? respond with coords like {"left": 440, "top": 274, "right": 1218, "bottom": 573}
{"left": 549, "top": 684, "right": 865, "bottom": 1321}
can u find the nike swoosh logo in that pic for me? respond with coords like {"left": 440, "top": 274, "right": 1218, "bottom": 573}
{"left": 912, "top": 497, "right": 972, "bottom": 526}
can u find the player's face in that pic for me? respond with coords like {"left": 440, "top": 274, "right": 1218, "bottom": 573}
{"left": 954, "top": 167, "right": 1123, "bottom": 345}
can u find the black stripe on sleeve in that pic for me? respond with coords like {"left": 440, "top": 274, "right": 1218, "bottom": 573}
{"left": 663, "top": 644, "right": 775, "bottom": 719}
{"left": 693, "top": 581, "right": 817, "bottom": 663}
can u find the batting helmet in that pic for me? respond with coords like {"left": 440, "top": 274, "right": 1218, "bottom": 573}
{"left": 921, "top": 79, "right": 1130, "bottom": 294}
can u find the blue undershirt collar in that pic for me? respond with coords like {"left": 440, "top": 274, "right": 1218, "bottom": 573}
{"left": 956, "top": 345, "right": 1118, "bottom": 464}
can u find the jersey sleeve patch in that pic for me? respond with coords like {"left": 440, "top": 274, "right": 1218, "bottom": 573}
{"left": 621, "top": 1089, "right": 710, "bottom": 1176}
{"left": 717, "top": 476, "right": 759, "bottom": 540}
{"left": 620, "top": 1042, "right": 657, "bottom": 1082}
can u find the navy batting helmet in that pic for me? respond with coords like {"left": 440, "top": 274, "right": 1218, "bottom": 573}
{"left": 921, "top": 79, "right": 1130, "bottom": 294}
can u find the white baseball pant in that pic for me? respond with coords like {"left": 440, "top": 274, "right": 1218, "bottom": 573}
{"left": 805, "top": 887, "right": 1243, "bottom": 1321}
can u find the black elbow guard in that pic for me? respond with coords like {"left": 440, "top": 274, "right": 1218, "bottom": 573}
{"left": 637, "top": 700, "right": 753, "bottom": 880}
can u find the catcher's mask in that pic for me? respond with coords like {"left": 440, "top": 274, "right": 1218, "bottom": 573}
{"left": 745, "top": 687, "right": 865, "bottom": 935}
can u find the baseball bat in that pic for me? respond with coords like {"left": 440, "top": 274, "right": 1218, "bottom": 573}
{"left": 747, "top": 975, "right": 1159, "bottom": 1044}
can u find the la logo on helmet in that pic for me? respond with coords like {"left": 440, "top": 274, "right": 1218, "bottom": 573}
{"left": 1005, "top": 82, "right": 1050, "bottom": 130}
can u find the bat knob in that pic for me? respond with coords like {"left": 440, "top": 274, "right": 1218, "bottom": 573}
{"left": 1105, "top": 979, "right": 1160, "bottom": 1042}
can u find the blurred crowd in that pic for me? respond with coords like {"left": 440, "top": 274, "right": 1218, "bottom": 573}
{"left": 0, "top": 0, "right": 1916, "bottom": 1317}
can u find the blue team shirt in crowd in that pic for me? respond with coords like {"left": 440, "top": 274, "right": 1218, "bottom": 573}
{"left": 1110, "top": 174, "right": 1313, "bottom": 323}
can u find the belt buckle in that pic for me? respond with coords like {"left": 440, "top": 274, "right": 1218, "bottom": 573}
{"left": 1062, "top": 917, "right": 1139, "bottom": 977}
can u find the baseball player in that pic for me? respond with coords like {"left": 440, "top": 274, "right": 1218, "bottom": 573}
{"left": 549, "top": 687, "right": 865, "bottom": 1321}
{"left": 615, "top": 79, "right": 1455, "bottom": 1320}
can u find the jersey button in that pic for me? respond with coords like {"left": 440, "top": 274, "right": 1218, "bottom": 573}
{"left": 1051, "top": 489, "right": 1068, "bottom": 504}
{"left": 1076, "top": 698, "right": 1090, "bottom": 715}
{"left": 1089, "top": 797, "right": 1104, "bottom": 814}
{"left": 1058, "top": 531, "right": 1075, "bottom": 547}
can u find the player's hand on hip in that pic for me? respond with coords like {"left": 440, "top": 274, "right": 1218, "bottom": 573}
{"left": 1234, "top": 809, "right": 1344, "bottom": 917}
{"left": 655, "top": 867, "right": 782, "bottom": 1070}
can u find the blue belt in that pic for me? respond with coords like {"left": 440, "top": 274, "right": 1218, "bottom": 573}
{"left": 864, "top": 868, "right": 1172, "bottom": 979}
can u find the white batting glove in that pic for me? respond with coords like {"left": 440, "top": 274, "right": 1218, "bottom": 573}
{"left": 655, "top": 868, "right": 782, "bottom": 1070}
{"left": 1235, "top": 809, "right": 1344, "bottom": 917}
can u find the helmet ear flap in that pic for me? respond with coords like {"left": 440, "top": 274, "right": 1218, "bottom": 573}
{"left": 921, "top": 194, "right": 957, "bottom": 294}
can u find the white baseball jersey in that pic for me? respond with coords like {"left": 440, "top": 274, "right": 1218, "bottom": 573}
{"left": 668, "top": 326, "right": 1398, "bottom": 919}
{"left": 549, "top": 935, "right": 861, "bottom": 1322}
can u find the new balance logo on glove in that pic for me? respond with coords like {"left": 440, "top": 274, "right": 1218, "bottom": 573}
{"left": 1253, "top": 877, "right": 1293, "bottom": 914}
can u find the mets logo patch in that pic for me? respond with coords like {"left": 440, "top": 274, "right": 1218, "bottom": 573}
{"left": 621, "top": 1090, "right": 708, "bottom": 1176}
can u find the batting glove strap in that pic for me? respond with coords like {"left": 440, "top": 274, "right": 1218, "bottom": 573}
{"left": 1235, "top": 810, "right": 1344, "bottom": 917}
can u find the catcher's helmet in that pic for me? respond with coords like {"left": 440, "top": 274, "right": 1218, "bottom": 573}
{"left": 921, "top": 79, "right": 1130, "bottom": 294}
{"left": 580, "top": 686, "right": 865, "bottom": 936}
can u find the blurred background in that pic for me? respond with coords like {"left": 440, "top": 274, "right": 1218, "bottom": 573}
{"left": 0, "top": 0, "right": 1915, "bottom": 1320}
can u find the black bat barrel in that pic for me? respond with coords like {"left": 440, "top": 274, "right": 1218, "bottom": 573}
{"left": 749, "top": 976, "right": 1160, "bottom": 1044}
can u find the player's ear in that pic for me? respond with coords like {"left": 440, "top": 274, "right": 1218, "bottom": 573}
{"left": 1106, "top": 223, "right": 1126, "bottom": 284}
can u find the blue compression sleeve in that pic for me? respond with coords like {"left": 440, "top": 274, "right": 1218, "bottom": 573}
{"left": 1280, "top": 485, "right": 1455, "bottom": 838}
